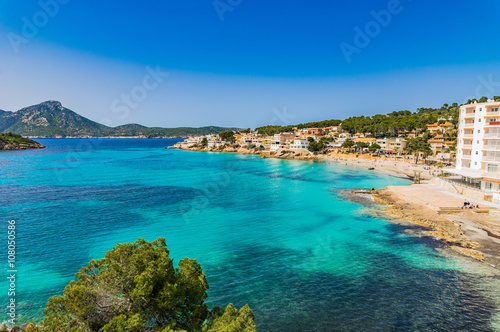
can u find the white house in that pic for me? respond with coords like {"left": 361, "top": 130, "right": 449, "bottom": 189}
{"left": 290, "top": 140, "right": 309, "bottom": 150}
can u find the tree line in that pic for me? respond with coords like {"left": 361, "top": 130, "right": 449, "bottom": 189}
{"left": 254, "top": 103, "right": 461, "bottom": 137}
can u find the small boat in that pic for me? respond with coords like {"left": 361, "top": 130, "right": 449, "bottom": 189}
{"left": 368, "top": 167, "right": 375, "bottom": 170}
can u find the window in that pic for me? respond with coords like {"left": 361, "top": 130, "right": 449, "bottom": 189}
{"left": 486, "top": 182, "right": 493, "bottom": 190}
{"left": 480, "top": 108, "right": 483, "bottom": 112}
{"left": 478, "top": 130, "right": 481, "bottom": 133}
{"left": 479, "top": 118, "right": 482, "bottom": 122}
{"left": 477, "top": 140, "right": 480, "bottom": 144}
{"left": 488, "top": 164, "right": 498, "bottom": 173}
{"left": 476, "top": 151, "right": 479, "bottom": 155}
{"left": 475, "top": 162, "right": 478, "bottom": 165}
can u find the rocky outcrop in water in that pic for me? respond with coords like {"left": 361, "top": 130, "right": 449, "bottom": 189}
{"left": 0, "top": 133, "right": 45, "bottom": 150}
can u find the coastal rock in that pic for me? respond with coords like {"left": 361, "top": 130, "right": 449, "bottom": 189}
{"left": 0, "top": 141, "right": 45, "bottom": 150}
{"left": 450, "top": 246, "right": 485, "bottom": 261}
{"left": 374, "top": 187, "right": 486, "bottom": 261}
{"left": 0, "top": 133, "right": 45, "bottom": 151}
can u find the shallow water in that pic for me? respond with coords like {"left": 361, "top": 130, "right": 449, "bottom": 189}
{"left": 0, "top": 139, "right": 499, "bottom": 331}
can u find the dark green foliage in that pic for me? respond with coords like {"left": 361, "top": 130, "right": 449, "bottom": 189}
{"left": 219, "top": 130, "right": 235, "bottom": 142}
{"left": 39, "top": 238, "right": 255, "bottom": 332}
{"left": 256, "top": 103, "right": 461, "bottom": 138}
{"left": 200, "top": 137, "right": 208, "bottom": 147}
{"left": 307, "top": 137, "right": 325, "bottom": 152}
{"left": 341, "top": 140, "right": 355, "bottom": 149}
{"left": 341, "top": 104, "right": 459, "bottom": 137}
{"left": 240, "top": 128, "right": 251, "bottom": 134}
{"left": 404, "top": 137, "right": 432, "bottom": 163}
{"left": 355, "top": 141, "right": 370, "bottom": 148}
{"left": 0, "top": 132, "right": 38, "bottom": 145}
{"left": 256, "top": 119, "right": 341, "bottom": 136}
{"left": 369, "top": 143, "right": 381, "bottom": 152}
{"left": 202, "top": 304, "right": 255, "bottom": 332}
{"left": 479, "top": 96, "right": 489, "bottom": 103}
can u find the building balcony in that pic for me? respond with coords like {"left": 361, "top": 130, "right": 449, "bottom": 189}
{"left": 483, "top": 144, "right": 500, "bottom": 150}
{"left": 486, "top": 122, "right": 500, "bottom": 126}
{"left": 463, "top": 134, "right": 474, "bottom": 138}
{"left": 485, "top": 112, "right": 500, "bottom": 116}
{"left": 462, "top": 144, "right": 473, "bottom": 149}
{"left": 464, "top": 123, "right": 475, "bottom": 128}
{"left": 483, "top": 155, "right": 500, "bottom": 162}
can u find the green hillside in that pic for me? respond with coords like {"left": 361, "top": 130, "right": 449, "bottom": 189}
{"left": 0, "top": 101, "right": 239, "bottom": 138}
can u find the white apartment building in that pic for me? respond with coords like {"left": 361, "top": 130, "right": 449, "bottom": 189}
{"left": 452, "top": 99, "right": 500, "bottom": 199}
{"left": 290, "top": 140, "right": 309, "bottom": 150}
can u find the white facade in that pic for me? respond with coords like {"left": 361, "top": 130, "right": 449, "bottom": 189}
{"left": 376, "top": 139, "right": 387, "bottom": 150}
{"left": 290, "top": 140, "right": 309, "bottom": 150}
{"left": 270, "top": 134, "right": 281, "bottom": 151}
{"left": 455, "top": 100, "right": 500, "bottom": 193}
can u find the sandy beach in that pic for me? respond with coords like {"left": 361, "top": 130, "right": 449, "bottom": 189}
{"left": 323, "top": 152, "right": 443, "bottom": 180}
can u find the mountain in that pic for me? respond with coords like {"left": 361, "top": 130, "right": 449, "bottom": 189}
{"left": 0, "top": 101, "right": 239, "bottom": 138}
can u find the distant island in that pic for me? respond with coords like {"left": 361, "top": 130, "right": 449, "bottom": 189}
{"left": 0, "top": 101, "right": 240, "bottom": 138}
{"left": 0, "top": 132, "right": 45, "bottom": 150}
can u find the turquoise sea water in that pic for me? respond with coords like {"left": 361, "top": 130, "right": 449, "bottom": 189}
{"left": 0, "top": 138, "right": 499, "bottom": 331}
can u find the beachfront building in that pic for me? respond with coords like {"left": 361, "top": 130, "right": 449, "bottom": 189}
{"left": 387, "top": 138, "right": 407, "bottom": 153}
{"left": 270, "top": 133, "right": 294, "bottom": 150}
{"left": 445, "top": 99, "right": 500, "bottom": 201}
{"left": 270, "top": 135, "right": 281, "bottom": 151}
{"left": 290, "top": 140, "right": 310, "bottom": 150}
{"left": 205, "top": 135, "right": 231, "bottom": 148}
{"left": 376, "top": 138, "right": 388, "bottom": 150}
{"left": 428, "top": 139, "right": 444, "bottom": 156}
{"left": 239, "top": 135, "right": 261, "bottom": 147}
{"left": 177, "top": 137, "right": 203, "bottom": 148}
{"left": 259, "top": 138, "right": 272, "bottom": 150}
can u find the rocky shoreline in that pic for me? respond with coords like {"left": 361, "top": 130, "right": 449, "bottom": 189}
{"left": 0, "top": 141, "right": 45, "bottom": 150}
{"left": 177, "top": 145, "right": 319, "bottom": 160}
{"left": 373, "top": 187, "right": 486, "bottom": 261}
{"left": 0, "top": 140, "right": 45, "bottom": 151}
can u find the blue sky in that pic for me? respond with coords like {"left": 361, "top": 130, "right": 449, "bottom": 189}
{"left": 1, "top": 0, "right": 500, "bottom": 128}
